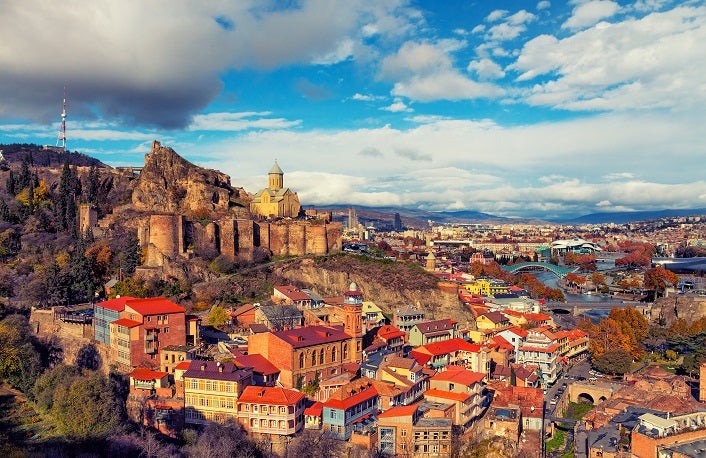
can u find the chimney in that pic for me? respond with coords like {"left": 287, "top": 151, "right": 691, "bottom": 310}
{"left": 201, "top": 363, "right": 206, "bottom": 371}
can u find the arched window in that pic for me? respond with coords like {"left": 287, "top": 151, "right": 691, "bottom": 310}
{"left": 343, "top": 343, "right": 349, "bottom": 360}
{"left": 299, "top": 352, "right": 304, "bottom": 369}
{"left": 319, "top": 349, "right": 324, "bottom": 365}
{"left": 311, "top": 350, "right": 316, "bottom": 366}
{"left": 331, "top": 346, "right": 337, "bottom": 362}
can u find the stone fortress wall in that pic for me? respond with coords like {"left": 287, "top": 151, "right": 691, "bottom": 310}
{"left": 140, "top": 214, "right": 342, "bottom": 267}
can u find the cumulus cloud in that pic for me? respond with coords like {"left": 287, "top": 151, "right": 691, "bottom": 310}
{"left": 189, "top": 112, "right": 301, "bottom": 131}
{"left": 381, "top": 99, "right": 413, "bottom": 112}
{"left": 537, "top": 1, "right": 551, "bottom": 11}
{"left": 467, "top": 58, "right": 506, "bottom": 80}
{"left": 562, "top": 0, "right": 620, "bottom": 30}
{"left": 510, "top": 6, "right": 706, "bottom": 111}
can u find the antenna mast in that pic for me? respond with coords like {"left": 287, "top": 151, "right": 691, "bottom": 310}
{"left": 56, "top": 86, "right": 67, "bottom": 150}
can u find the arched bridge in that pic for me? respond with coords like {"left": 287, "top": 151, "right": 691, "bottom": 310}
{"left": 501, "top": 262, "right": 578, "bottom": 278}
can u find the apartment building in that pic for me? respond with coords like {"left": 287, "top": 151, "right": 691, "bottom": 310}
{"left": 236, "top": 386, "right": 306, "bottom": 437}
{"left": 377, "top": 404, "right": 453, "bottom": 457}
{"left": 183, "top": 361, "right": 252, "bottom": 426}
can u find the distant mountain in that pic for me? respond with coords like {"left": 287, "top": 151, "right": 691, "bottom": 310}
{"left": 559, "top": 208, "right": 706, "bottom": 224}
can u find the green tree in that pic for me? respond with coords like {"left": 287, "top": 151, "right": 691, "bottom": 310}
{"left": 50, "top": 369, "right": 124, "bottom": 440}
{"left": 5, "top": 170, "right": 16, "bottom": 196}
{"left": 208, "top": 305, "right": 230, "bottom": 328}
{"left": 592, "top": 349, "right": 633, "bottom": 375}
{"left": 0, "top": 314, "right": 43, "bottom": 393}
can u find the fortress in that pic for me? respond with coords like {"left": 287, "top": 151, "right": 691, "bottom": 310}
{"left": 130, "top": 142, "right": 341, "bottom": 270}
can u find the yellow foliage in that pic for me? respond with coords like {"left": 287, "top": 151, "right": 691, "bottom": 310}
{"left": 55, "top": 252, "right": 70, "bottom": 268}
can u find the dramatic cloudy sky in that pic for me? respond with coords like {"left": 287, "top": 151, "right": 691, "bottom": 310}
{"left": 1, "top": 0, "right": 705, "bottom": 220}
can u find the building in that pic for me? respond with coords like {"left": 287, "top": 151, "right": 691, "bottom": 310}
{"left": 127, "top": 367, "right": 185, "bottom": 438}
{"left": 323, "top": 377, "right": 380, "bottom": 440}
{"left": 394, "top": 305, "right": 426, "bottom": 334}
{"left": 249, "top": 161, "right": 301, "bottom": 219}
{"left": 183, "top": 361, "right": 252, "bottom": 426}
{"left": 377, "top": 404, "right": 453, "bottom": 457}
{"left": 425, "top": 367, "right": 487, "bottom": 428}
{"left": 93, "top": 296, "right": 136, "bottom": 346}
{"left": 160, "top": 345, "right": 196, "bottom": 374}
{"left": 236, "top": 386, "right": 306, "bottom": 437}
{"left": 362, "top": 301, "right": 386, "bottom": 331}
{"left": 515, "top": 329, "right": 561, "bottom": 387}
{"left": 108, "top": 297, "right": 188, "bottom": 371}
{"left": 247, "top": 311, "right": 362, "bottom": 389}
{"left": 410, "top": 338, "right": 488, "bottom": 373}
{"left": 272, "top": 285, "right": 314, "bottom": 308}
{"left": 408, "top": 319, "right": 458, "bottom": 346}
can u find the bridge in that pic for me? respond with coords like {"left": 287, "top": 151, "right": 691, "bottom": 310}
{"left": 501, "top": 262, "right": 578, "bottom": 278}
{"left": 544, "top": 300, "right": 647, "bottom": 316}
{"left": 567, "top": 380, "right": 619, "bottom": 405}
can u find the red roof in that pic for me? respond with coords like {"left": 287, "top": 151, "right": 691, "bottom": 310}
{"left": 431, "top": 368, "right": 485, "bottom": 385}
{"left": 377, "top": 404, "right": 418, "bottom": 418}
{"left": 424, "top": 388, "right": 471, "bottom": 402}
{"left": 234, "top": 354, "right": 280, "bottom": 376}
{"left": 129, "top": 367, "right": 168, "bottom": 381}
{"left": 415, "top": 338, "right": 481, "bottom": 356}
{"left": 175, "top": 361, "right": 191, "bottom": 371}
{"left": 415, "top": 319, "right": 458, "bottom": 335}
{"left": 238, "top": 386, "right": 304, "bottom": 406}
{"left": 377, "top": 325, "right": 406, "bottom": 341}
{"left": 502, "top": 326, "right": 529, "bottom": 338}
{"left": 325, "top": 384, "right": 378, "bottom": 410}
{"left": 125, "top": 297, "right": 185, "bottom": 315}
{"left": 111, "top": 317, "right": 142, "bottom": 328}
{"left": 274, "top": 285, "right": 312, "bottom": 302}
{"left": 95, "top": 296, "right": 136, "bottom": 312}
{"left": 304, "top": 401, "right": 324, "bottom": 416}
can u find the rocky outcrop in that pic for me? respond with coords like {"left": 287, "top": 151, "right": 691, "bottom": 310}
{"left": 653, "top": 294, "right": 706, "bottom": 325}
{"left": 131, "top": 140, "right": 248, "bottom": 215}
{"left": 273, "top": 258, "right": 473, "bottom": 327}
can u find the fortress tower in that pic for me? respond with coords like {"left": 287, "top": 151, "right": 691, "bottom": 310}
{"left": 79, "top": 203, "right": 98, "bottom": 235}
{"left": 700, "top": 362, "right": 706, "bottom": 402}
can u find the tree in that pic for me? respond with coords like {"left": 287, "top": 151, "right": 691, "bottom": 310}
{"left": 643, "top": 266, "right": 679, "bottom": 298}
{"left": 592, "top": 349, "right": 633, "bottom": 375}
{"left": 0, "top": 314, "right": 43, "bottom": 393}
{"left": 287, "top": 429, "right": 344, "bottom": 458}
{"left": 208, "top": 305, "right": 230, "bottom": 328}
{"left": 185, "top": 420, "right": 260, "bottom": 458}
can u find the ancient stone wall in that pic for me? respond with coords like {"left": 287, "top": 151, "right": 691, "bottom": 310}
{"left": 288, "top": 223, "right": 306, "bottom": 256}
{"left": 236, "top": 219, "right": 255, "bottom": 261}
{"left": 79, "top": 203, "right": 98, "bottom": 234}
{"left": 146, "top": 214, "right": 184, "bottom": 265}
{"left": 326, "top": 222, "right": 343, "bottom": 252}
{"left": 219, "top": 219, "right": 237, "bottom": 260}
{"left": 306, "top": 224, "right": 328, "bottom": 255}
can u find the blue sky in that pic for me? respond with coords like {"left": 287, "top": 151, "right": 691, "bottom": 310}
{"left": 1, "top": 0, "right": 705, "bottom": 220}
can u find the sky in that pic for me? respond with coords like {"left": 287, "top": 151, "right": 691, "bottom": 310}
{"left": 1, "top": 0, "right": 705, "bottom": 220}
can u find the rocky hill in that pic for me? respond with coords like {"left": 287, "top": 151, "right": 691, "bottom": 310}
{"left": 131, "top": 141, "right": 249, "bottom": 215}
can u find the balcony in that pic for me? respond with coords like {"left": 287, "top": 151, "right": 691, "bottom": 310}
{"left": 144, "top": 342, "right": 157, "bottom": 354}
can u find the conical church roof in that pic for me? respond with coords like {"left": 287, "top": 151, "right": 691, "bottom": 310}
{"left": 269, "top": 161, "right": 283, "bottom": 174}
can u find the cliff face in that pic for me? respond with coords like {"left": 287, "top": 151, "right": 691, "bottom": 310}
{"left": 653, "top": 294, "right": 706, "bottom": 325}
{"left": 131, "top": 141, "right": 248, "bottom": 214}
{"left": 273, "top": 257, "right": 473, "bottom": 326}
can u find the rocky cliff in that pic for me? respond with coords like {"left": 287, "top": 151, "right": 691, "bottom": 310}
{"left": 653, "top": 294, "right": 706, "bottom": 325}
{"left": 131, "top": 140, "right": 249, "bottom": 215}
{"left": 274, "top": 257, "right": 473, "bottom": 327}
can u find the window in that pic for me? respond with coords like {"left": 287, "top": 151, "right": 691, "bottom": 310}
{"left": 401, "top": 429, "right": 407, "bottom": 437}
{"left": 331, "top": 347, "right": 336, "bottom": 362}
{"left": 311, "top": 351, "right": 316, "bottom": 367}
{"left": 253, "top": 405, "right": 259, "bottom": 413}
{"left": 164, "top": 354, "right": 169, "bottom": 361}
{"left": 343, "top": 343, "right": 348, "bottom": 360}
{"left": 319, "top": 350, "right": 324, "bottom": 365}
{"left": 190, "top": 379, "right": 199, "bottom": 389}
{"left": 280, "top": 406, "right": 286, "bottom": 414}
{"left": 299, "top": 352, "right": 305, "bottom": 369}
{"left": 164, "top": 327, "right": 169, "bottom": 333}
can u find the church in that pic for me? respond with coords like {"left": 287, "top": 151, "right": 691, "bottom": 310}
{"left": 249, "top": 161, "right": 302, "bottom": 219}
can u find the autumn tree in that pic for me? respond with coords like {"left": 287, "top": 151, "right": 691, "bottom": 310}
{"left": 208, "top": 305, "right": 230, "bottom": 328}
{"left": 643, "top": 266, "right": 679, "bottom": 298}
{"left": 0, "top": 314, "right": 43, "bottom": 392}
{"left": 287, "top": 429, "right": 345, "bottom": 458}
{"left": 590, "top": 272, "right": 606, "bottom": 291}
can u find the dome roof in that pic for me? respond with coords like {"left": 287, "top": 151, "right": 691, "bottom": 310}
{"left": 349, "top": 282, "right": 358, "bottom": 291}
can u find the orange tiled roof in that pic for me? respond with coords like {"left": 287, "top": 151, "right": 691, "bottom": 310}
{"left": 238, "top": 386, "right": 305, "bottom": 406}
{"left": 431, "top": 368, "right": 485, "bottom": 385}
{"left": 130, "top": 367, "right": 168, "bottom": 381}
{"left": 424, "top": 388, "right": 471, "bottom": 402}
{"left": 378, "top": 404, "right": 419, "bottom": 418}
{"left": 111, "top": 317, "right": 142, "bottom": 327}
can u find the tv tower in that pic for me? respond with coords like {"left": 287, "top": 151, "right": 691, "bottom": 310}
{"left": 56, "top": 86, "right": 67, "bottom": 150}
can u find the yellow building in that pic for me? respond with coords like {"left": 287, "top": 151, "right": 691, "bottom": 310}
{"left": 462, "top": 279, "right": 509, "bottom": 297}
{"left": 183, "top": 361, "right": 252, "bottom": 425}
{"left": 250, "top": 161, "right": 302, "bottom": 219}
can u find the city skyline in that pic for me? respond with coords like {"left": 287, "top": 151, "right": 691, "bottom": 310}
{"left": 0, "top": 0, "right": 704, "bottom": 219}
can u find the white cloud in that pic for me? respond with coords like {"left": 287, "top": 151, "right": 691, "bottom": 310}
{"left": 381, "top": 99, "right": 413, "bottom": 112}
{"left": 510, "top": 6, "right": 706, "bottom": 111}
{"left": 537, "top": 1, "right": 551, "bottom": 11}
{"left": 189, "top": 112, "right": 302, "bottom": 131}
{"left": 486, "top": 10, "right": 509, "bottom": 22}
{"left": 467, "top": 58, "right": 506, "bottom": 80}
{"left": 391, "top": 71, "right": 505, "bottom": 101}
{"left": 562, "top": 1, "right": 620, "bottom": 30}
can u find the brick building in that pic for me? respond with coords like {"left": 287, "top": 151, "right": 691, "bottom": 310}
{"left": 236, "top": 386, "right": 306, "bottom": 437}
